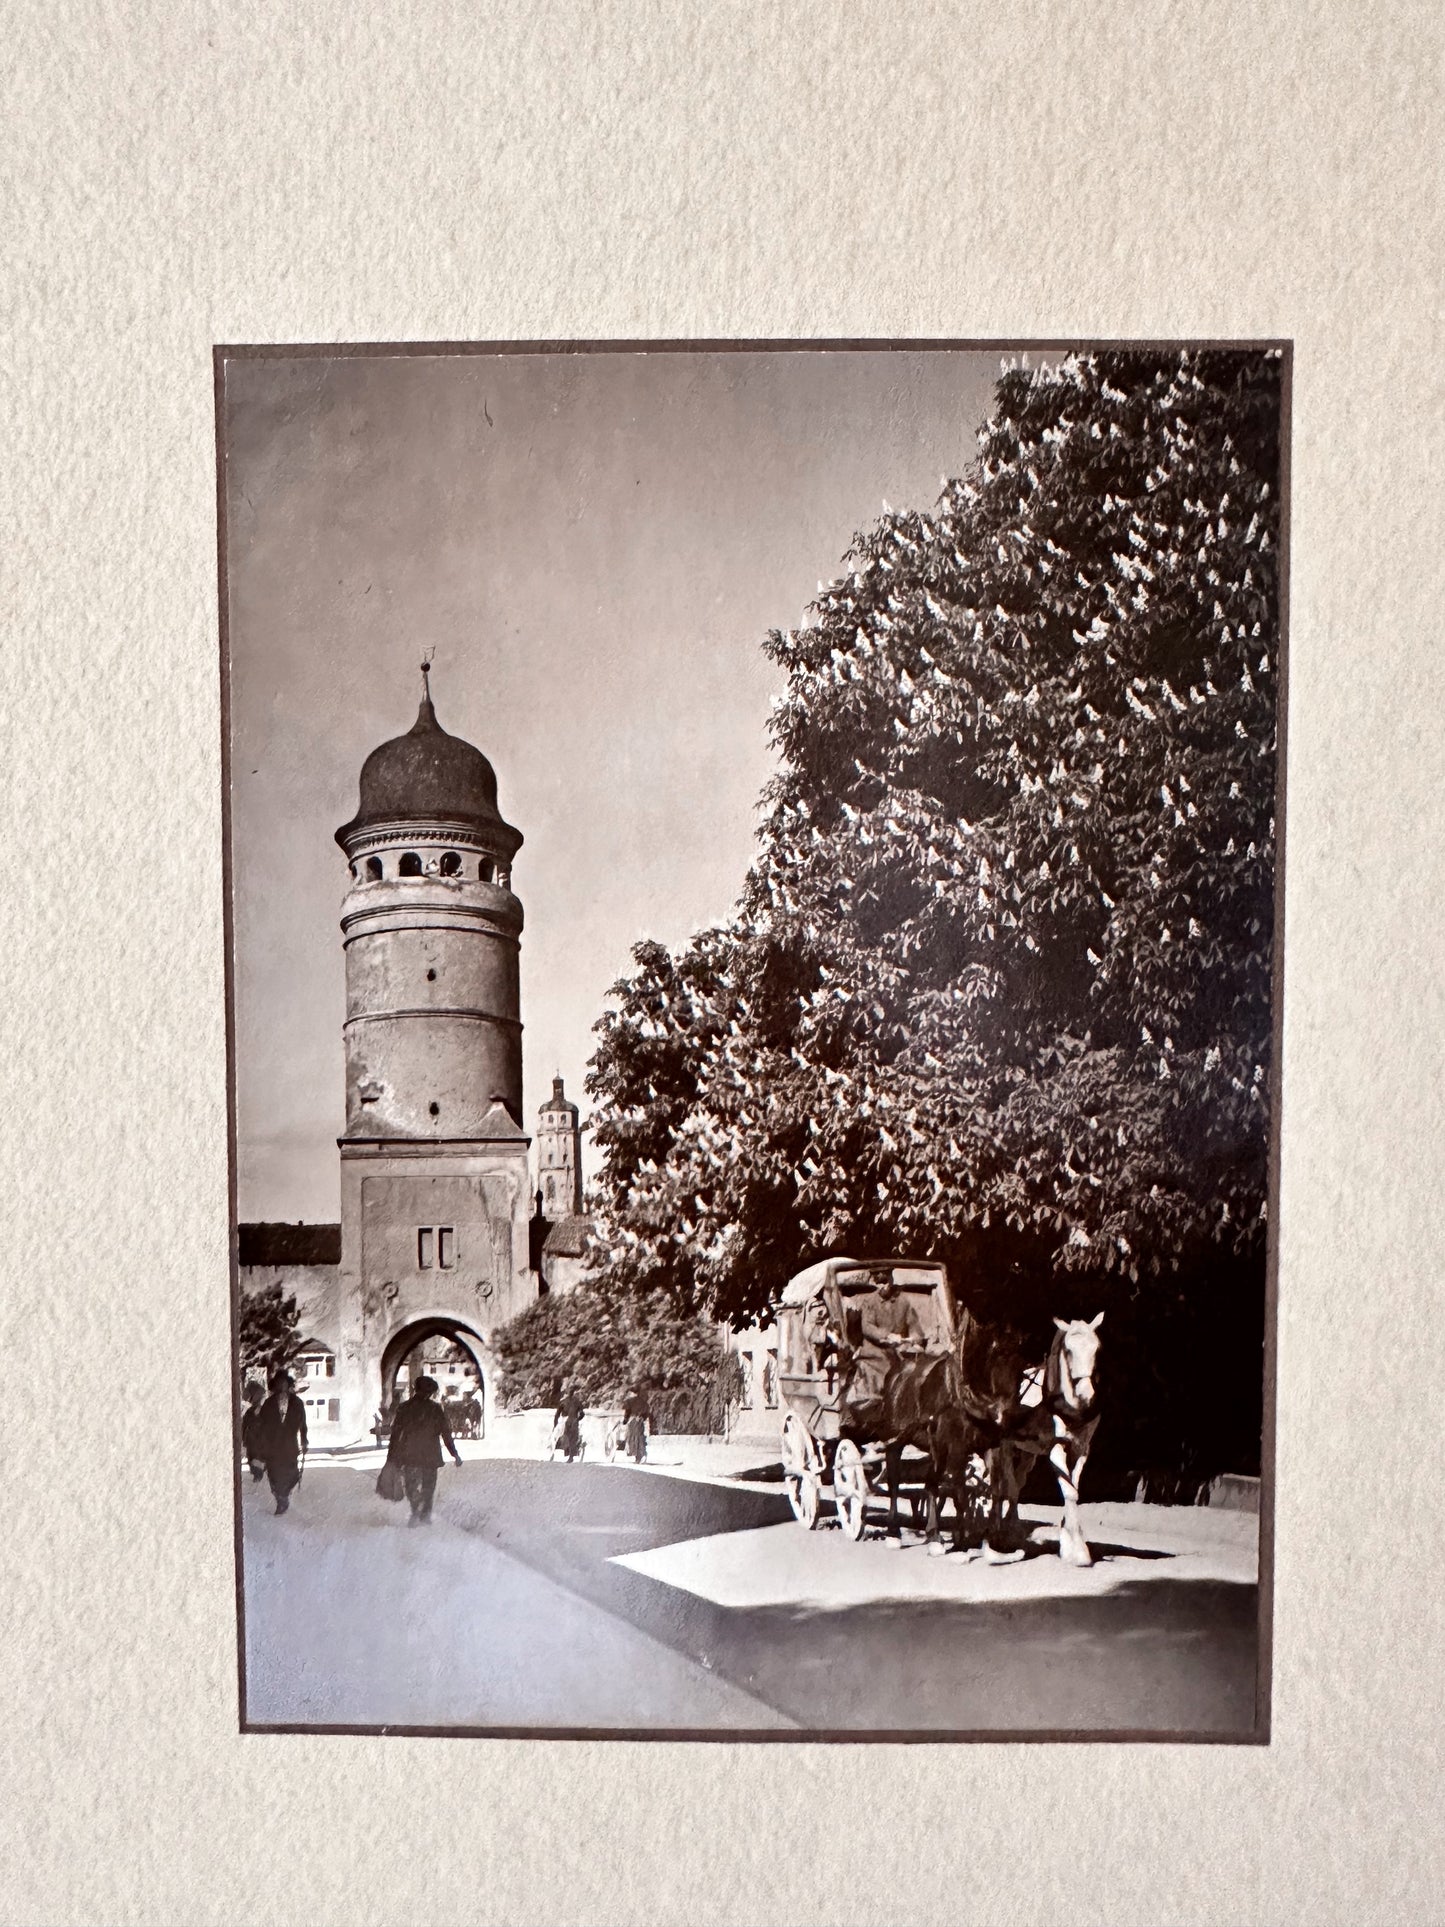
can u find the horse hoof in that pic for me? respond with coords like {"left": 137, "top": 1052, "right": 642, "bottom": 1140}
{"left": 926, "top": 1542, "right": 951, "bottom": 1559}
{"left": 983, "top": 1544, "right": 1026, "bottom": 1565}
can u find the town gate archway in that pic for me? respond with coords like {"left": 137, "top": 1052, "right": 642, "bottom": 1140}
{"left": 379, "top": 1314, "right": 493, "bottom": 1437}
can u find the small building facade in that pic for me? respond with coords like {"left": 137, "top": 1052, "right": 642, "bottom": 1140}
{"left": 728, "top": 1320, "right": 781, "bottom": 1432}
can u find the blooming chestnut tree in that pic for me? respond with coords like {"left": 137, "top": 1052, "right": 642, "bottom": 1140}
{"left": 588, "top": 349, "right": 1283, "bottom": 1332}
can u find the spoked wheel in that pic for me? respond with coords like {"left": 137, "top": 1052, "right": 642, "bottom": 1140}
{"left": 604, "top": 1428, "right": 618, "bottom": 1463}
{"left": 832, "top": 1437, "right": 870, "bottom": 1542}
{"left": 781, "top": 1412, "right": 822, "bottom": 1531}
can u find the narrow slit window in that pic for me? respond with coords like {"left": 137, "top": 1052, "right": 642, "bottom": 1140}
{"left": 438, "top": 1226, "right": 455, "bottom": 1269}
{"left": 418, "top": 1227, "right": 434, "bottom": 1269}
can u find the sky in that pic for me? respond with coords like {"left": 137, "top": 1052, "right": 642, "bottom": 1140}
{"left": 225, "top": 346, "right": 1003, "bottom": 1223}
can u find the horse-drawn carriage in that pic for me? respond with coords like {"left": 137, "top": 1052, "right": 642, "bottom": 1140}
{"left": 777, "top": 1256, "right": 978, "bottom": 1542}
{"left": 776, "top": 1254, "right": 1105, "bottom": 1562}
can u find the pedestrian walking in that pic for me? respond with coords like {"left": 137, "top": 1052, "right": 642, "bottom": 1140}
{"left": 386, "top": 1375, "right": 462, "bottom": 1525}
{"left": 553, "top": 1381, "right": 585, "bottom": 1462}
{"left": 622, "top": 1384, "right": 649, "bottom": 1464}
{"left": 253, "top": 1372, "right": 307, "bottom": 1515}
{"left": 240, "top": 1381, "right": 266, "bottom": 1482}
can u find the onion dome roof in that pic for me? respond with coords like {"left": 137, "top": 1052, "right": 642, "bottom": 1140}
{"left": 335, "top": 677, "right": 522, "bottom": 855}
{"left": 540, "top": 1076, "right": 579, "bottom": 1119}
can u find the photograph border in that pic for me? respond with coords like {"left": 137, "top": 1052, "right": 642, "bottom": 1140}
{"left": 216, "top": 334, "right": 1292, "bottom": 1746}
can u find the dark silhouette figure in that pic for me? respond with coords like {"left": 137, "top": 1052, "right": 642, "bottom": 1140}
{"left": 622, "top": 1385, "right": 649, "bottom": 1464}
{"left": 240, "top": 1382, "right": 267, "bottom": 1481}
{"left": 387, "top": 1375, "right": 462, "bottom": 1524}
{"left": 554, "top": 1384, "right": 585, "bottom": 1462}
{"left": 253, "top": 1373, "right": 307, "bottom": 1515}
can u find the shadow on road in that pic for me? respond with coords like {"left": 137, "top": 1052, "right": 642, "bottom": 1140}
{"left": 440, "top": 1462, "right": 1259, "bottom": 1737}
{"left": 739, "top": 1577, "right": 1259, "bottom": 1733}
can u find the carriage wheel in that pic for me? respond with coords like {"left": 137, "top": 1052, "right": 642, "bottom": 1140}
{"left": 604, "top": 1430, "right": 618, "bottom": 1462}
{"left": 832, "top": 1438, "right": 869, "bottom": 1543}
{"left": 781, "top": 1413, "right": 822, "bottom": 1531}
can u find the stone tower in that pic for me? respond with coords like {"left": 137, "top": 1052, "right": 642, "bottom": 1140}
{"left": 536, "top": 1075, "right": 583, "bottom": 1220}
{"left": 329, "top": 666, "right": 536, "bottom": 1435}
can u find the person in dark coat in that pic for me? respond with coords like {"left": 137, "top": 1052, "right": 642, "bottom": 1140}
{"left": 240, "top": 1382, "right": 266, "bottom": 1482}
{"left": 253, "top": 1372, "right": 307, "bottom": 1514}
{"left": 622, "top": 1385, "right": 649, "bottom": 1464}
{"left": 554, "top": 1382, "right": 585, "bottom": 1462}
{"left": 387, "top": 1375, "right": 462, "bottom": 1524}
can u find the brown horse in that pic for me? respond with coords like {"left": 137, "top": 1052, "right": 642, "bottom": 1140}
{"left": 924, "top": 1312, "right": 1032, "bottom": 1557}
{"left": 853, "top": 1309, "right": 1027, "bottom": 1552}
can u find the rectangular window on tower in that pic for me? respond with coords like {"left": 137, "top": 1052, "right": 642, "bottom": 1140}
{"left": 438, "top": 1226, "right": 455, "bottom": 1269}
{"left": 418, "top": 1227, "right": 434, "bottom": 1268}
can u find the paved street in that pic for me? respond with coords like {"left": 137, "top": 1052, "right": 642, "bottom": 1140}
{"left": 242, "top": 1455, "right": 1259, "bottom": 1736}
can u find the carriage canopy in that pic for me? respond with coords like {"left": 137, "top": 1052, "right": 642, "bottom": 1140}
{"left": 776, "top": 1256, "right": 956, "bottom": 1375}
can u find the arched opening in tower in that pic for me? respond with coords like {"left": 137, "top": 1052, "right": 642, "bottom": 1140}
{"left": 379, "top": 1316, "right": 489, "bottom": 1439}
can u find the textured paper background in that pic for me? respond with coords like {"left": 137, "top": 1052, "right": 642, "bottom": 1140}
{"left": 2, "top": 3, "right": 1441, "bottom": 1922}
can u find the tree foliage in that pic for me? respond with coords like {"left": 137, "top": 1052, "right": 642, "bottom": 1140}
{"left": 492, "top": 1283, "right": 735, "bottom": 1417}
{"left": 587, "top": 349, "right": 1282, "bottom": 1344}
{"left": 238, "top": 1280, "right": 304, "bottom": 1381}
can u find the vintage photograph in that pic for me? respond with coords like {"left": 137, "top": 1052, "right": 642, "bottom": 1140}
{"left": 219, "top": 340, "right": 1286, "bottom": 1739}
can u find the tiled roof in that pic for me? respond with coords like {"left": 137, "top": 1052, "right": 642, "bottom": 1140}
{"left": 238, "top": 1223, "right": 342, "bottom": 1267}
{"left": 542, "top": 1215, "right": 594, "bottom": 1259}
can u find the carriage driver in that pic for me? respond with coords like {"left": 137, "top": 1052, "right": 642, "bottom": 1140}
{"left": 852, "top": 1268, "right": 928, "bottom": 1402}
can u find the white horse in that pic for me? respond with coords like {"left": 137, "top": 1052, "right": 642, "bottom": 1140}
{"left": 991, "top": 1314, "right": 1104, "bottom": 1567}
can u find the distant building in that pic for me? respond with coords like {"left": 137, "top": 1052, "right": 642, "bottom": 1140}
{"left": 401, "top": 1336, "right": 479, "bottom": 1400}
{"left": 536, "top": 1075, "right": 583, "bottom": 1219}
{"left": 293, "top": 1337, "right": 340, "bottom": 1426}
{"left": 729, "top": 1321, "right": 780, "bottom": 1430}
{"left": 529, "top": 1075, "right": 597, "bottom": 1295}
{"left": 538, "top": 1208, "right": 595, "bottom": 1296}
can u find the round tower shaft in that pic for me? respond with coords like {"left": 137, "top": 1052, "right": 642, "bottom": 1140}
{"left": 334, "top": 671, "right": 524, "bottom": 1138}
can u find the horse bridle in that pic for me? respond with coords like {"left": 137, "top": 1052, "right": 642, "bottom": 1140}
{"left": 1046, "top": 1327, "right": 1097, "bottom": 1421}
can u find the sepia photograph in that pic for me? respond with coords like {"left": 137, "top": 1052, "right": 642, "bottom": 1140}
{"left": 219, "top": 339, "right": 1287, "bottom": 1740}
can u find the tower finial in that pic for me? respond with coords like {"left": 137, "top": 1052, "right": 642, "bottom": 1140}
{"left": 420, "top": 648, "right": 434, "bottom": 705}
